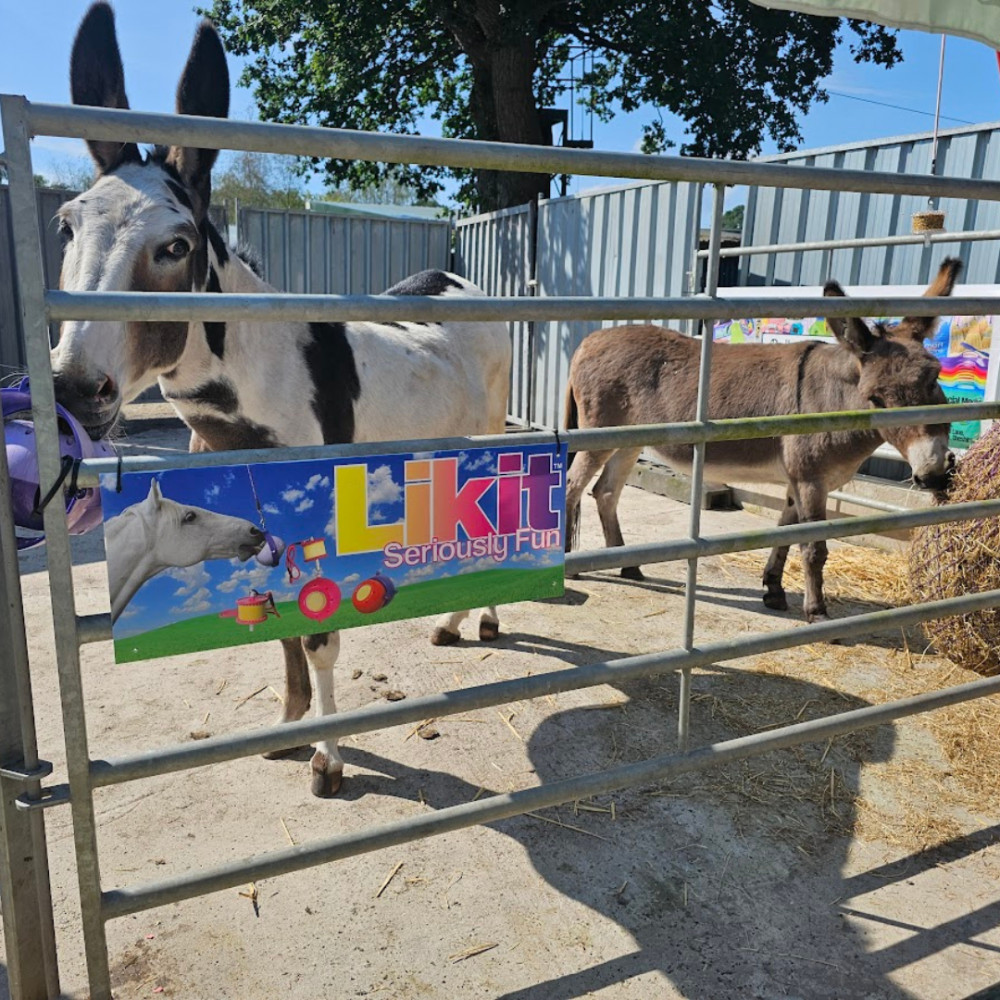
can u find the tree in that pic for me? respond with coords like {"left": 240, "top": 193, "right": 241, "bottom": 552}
{"left": 722, "top": 204, "right": 745, "bottom": 231}
{"left": 210, "top": 149, "right": 307, "bottom": 217}
{"left": 204, "top": 0, "right": 901, "bottom": 212}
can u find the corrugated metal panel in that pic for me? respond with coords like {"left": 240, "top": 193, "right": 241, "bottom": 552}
{"left": 532, "top": 181, "right": 701, "bottom": 430}
{"left": 740, "top": 121, "right": 1000, "bottom": 288}
{"left": 453, "top": 203, "right": 535, "bottom": 426}
{"left": 239, "top": 207, "right": 451, "bottom": 294}
{"left": 0, "top": 186, "right": 79, "bottom": 371}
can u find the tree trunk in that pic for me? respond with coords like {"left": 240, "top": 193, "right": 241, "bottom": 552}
{"left": 467, "top": 39, "right": 549, "bottom": 212}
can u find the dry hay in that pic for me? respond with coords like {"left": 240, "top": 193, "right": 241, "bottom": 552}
{"left": 720, "top": 545, "right": 910, "bottom": 608}
{"left": 909, "top": 422, "right": 1000, "bottom": 676}
{"left": 709, "top": 546, "right": 1000, "bottom": 852}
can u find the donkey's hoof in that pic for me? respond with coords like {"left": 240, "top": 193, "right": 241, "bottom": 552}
{"left": 310, "top": 753, "right": 343, "bottom": 798}
{"left": 806, "top": 611, "right": 830, "bottom": 625}
{"left": 620, "top": 565, "right": 645, "bottom": 582}
{"left": 763, "top": 591, "right": 788, "bottom": 611}
{"left": 479, "top": 620, "right": 500, "bottom": 642}
{"left": 431, "top": 626, "right": 461, "bottom": 646}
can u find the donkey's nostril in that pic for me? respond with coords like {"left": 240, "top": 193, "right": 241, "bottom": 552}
{"left": 946, "top": 451, "right": 956, "bottom": 470}
{"left": 94, "top": 375, "right": 117, "bottom": 402}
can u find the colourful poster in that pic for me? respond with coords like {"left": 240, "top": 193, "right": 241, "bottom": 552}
{"left": 100, "top": 443, "right": 567, "bottom": 663}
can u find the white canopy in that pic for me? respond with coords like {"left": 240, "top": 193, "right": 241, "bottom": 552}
{"left": 747, "top": 0, "right": 1000, "bottom": 48}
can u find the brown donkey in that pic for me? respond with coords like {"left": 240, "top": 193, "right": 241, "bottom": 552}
{"left": 564, "top": 258, "right": 961, "bottom": 622}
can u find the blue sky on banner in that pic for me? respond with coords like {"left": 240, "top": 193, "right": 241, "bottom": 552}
{"left": 100, "top": 447, "right": 562, "bottom": 638}
{"left": 1, "top": 2, "right": 998, "bottom": 206}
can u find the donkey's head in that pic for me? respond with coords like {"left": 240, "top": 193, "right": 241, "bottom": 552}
{"left": 823, "top": 257, "right": 961, "bottom": 491}
{"left": 51, "top": 3, "right": 229, "bottom": 438}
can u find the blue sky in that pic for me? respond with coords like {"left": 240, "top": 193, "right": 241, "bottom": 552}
{"left": 100, "top": 445, "right": 563, "bottom": 638}
{"left": 1, "top": 2, "right": 999, "bottom": 207}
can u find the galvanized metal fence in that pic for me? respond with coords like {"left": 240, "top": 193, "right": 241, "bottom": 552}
{"left": 5, "top": 97, "right": 1000, "bottom": 1000}
{"left": 238, "top": 205, "right": 450, "bottom": 294}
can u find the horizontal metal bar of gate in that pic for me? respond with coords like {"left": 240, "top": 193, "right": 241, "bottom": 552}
{"left": 74, "top": 494, "right": 1000, "bottom": 649}
{"left": 100, "top": 652, "right": 1000, "bottom": 920}
{"left": 25, "top": 103, "right": 1000, "bottom": 202}
{"left": 90, "top": 586, "right": 1000, "bottom": 791}
{"left": 44, "top": 290, "right": 1000, "bottom": 324}
{"left": 73, "top": 401, "right": 1000, "bottom": 487}
{"left": 566, "top": 496, "right": 1000, "bottom": 574}
{"left": 696, "top": 228, "right": 1000, "bottom": 259}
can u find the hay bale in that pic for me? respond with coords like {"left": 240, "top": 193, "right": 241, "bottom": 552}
{"left": 909, "top": 422, "right": 1000, "bottom": 674}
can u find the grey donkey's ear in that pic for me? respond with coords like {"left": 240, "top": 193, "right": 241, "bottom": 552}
{"left": 899, "top": 257, "right": 964, "bottom": 342}
{"left": 70, "top": 3, "right": 142, "bottom": 173}
{"left": 823, "top": 280, "right": 876, "bottom": 356}
{"left": 164, "top": 20, "right": 230, "bottom": 219}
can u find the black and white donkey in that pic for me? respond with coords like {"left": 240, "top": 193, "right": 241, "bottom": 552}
{"left": 52, "top": 4, "right": 512, "bottom": 796}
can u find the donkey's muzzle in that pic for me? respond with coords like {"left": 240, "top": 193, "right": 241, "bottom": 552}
{"left": 52, "top": 371, "right": 121, "bottom": 439}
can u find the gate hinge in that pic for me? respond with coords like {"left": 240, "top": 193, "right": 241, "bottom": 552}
{"left": 0, "top": 758, "right": 53, "bottom": 782}
{"left": 15, "top": 783, "right": 71, "bottom": 812}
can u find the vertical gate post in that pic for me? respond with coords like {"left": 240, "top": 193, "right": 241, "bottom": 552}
{"left": 1, "top": 95, "right": 112, "bottom": 998}
{"left": 0, "top": 444, "right": 59, "bottom": 999}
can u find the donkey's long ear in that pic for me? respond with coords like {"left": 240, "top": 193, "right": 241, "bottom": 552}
{"left": 70, "top": 3, "right": 142, "bottom": 173}
{"left": 148, "top": 478, "right": 162, "bottom": 507}
{"left": 823, "top": 280, "right": 875, "bottom": 356}
{"left": 165, "top": 21, "right": 229, "bottom": 219}
{"left": 900, "top": 257, "right": 963, "bottom": 342}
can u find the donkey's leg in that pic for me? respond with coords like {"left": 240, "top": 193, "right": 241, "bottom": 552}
{"left": 261, "top": 637, "right": 313, "bottom": 759}
{"left": 565, "top": 449, "right": 614, "bottom": 555}
{"left": 795, "top": 484, "right": 830, "bottom": 623}
{"left": 478, "top": 605, "right": 500, "bottom": 641}
{"left": 592, "top": 447, "right": 643, "bottom": 580}
{"left": 301, "top": 632, "right": 344, "bottom": 797}
{"left": 432, "top": 609, "right": 471, "bottom": 647}
{"left": 762, "top": 491, "right": 799, "bottom": 611}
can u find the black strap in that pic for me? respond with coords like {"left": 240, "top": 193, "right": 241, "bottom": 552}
{"left": 33, "top": 455, "right": 75, "bottom": 516}
{"left": 116, "top": 455, "right": 124, "bottom": 493}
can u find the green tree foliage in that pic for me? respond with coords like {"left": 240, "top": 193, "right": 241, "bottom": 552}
{"left": 722, "top": 204, "right": 745, "bottom": 231}
{"left": 204, "top": 0, "right": 901, "bottom": 212}
{"left": 210, "top": 149, "right": 307, "bottom": 218}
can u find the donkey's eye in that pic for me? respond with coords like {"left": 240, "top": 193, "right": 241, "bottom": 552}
{"left": 160, "top": 239, "right": 190, "bottom": 261}
{"left": 58, "top": 219, "right": 73, "bottom": 243}
{"left": 869, "top": 394, "right": 887, "bottom": 408}
{"left": 182, "top": 510, "right": 197, "bottom": 524}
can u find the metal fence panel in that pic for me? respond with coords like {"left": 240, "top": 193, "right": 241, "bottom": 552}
{"left": 453, "top": 203, "right": 535, "bottom": 425}
{"left": 740, "top": 121, "right": 1000, "bottom": 288}
{"left": 531, "top": 180, "right": 700, "bottom": 430}
{"left": 239, "top": 207, "right": 451, "bottom": 295}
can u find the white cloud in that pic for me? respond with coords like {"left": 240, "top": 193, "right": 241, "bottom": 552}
{"left": 462, "top": 450, "right": 494, "bottom": 472}
{"left": 305, "top": 474, "right": 329, "bottom": 492}
{"left": 402, "top": 564, "right": 437, "bottom": 586}
{"left": 171, "top": 586, "right": 213, "bottom": 615}
{"left": 217, "top": 561, "right": 276, "bottom": 594}
{"left": 457, "top": 556, "right": 507, "bottom": 576}
{"left": 204, "top": 483, "right": 222, "bottom": 505}
{"left": 262, "top": 503, "right": 279, "bottom": 515}
{"left": 342, "top": 573, "right": 360, "bottom": 584}
{"left": 367, "top": 465, "right": 402, "bottom": 507}
{"left": 282, "top": 488, "right": 305, "bottom": 503}
{"left": 164, "top": 563, "right": 211, "bottom": 597}
{"left": 295, "top": 497, "right": 315, "bottom": 513}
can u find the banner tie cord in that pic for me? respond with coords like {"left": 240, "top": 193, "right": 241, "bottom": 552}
{"left": 33, "top": 455, "right": 75, "bottom": 516}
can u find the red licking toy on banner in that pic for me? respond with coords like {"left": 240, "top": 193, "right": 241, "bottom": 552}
{"left": 352, "top": 572, "right": 397, "bottom": 614}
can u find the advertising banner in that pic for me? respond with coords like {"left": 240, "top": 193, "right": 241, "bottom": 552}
{"left": 101, "top": 443, "right": 567, "bottom": 663}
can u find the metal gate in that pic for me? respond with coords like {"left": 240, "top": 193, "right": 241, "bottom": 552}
{"left": 5, "top": 97, "right": 1000, "bottom": 1000}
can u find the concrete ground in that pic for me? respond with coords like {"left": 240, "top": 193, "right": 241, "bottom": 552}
{"left": 2, "top": 417, "right": 1000, "bottom": 1000}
